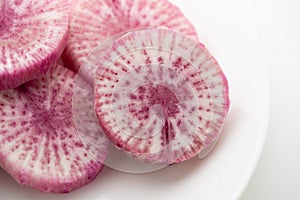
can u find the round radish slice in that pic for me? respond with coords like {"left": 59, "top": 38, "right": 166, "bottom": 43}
{"left": 62, "top": 0, "right": 198, "bottom": 72}
{"left": 0, "top": 63, "right": 108, "bottom": 193}
{"left": 0, "top": 0, "right": 69, "bottom": 90}
{"left": 94, "top": 28, "right": 230, "bottom": 164}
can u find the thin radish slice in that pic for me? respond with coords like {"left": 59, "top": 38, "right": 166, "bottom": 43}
{"left": 0, "top": 0, "right": 69, "bottom": 90}
{"left": 0, "top": 63, "right": 108, "bottom": 193}
{"left": 94, "top": 28, "right": 230, "bottom": 164}
{"left": 62, "top": 0, "right": 198, "bottom": 72}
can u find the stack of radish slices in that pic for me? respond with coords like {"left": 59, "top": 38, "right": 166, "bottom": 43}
{"left": 0, "top": 0, "right": 230, "bottom": 193}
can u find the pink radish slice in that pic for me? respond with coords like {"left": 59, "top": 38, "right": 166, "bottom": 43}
{"left": 62, "top": 0, "right": 198, "bottom": 72}
{"left": 94, "top": 28, "right": 230, "bottom": 164}
{"left": 0, "top": 63, "right": 108, "bottom": 193}
{"left": 0, "top": 0, "right": 69, "bottom": 90}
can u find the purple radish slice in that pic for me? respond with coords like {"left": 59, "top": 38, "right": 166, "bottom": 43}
{"left": 94, "top": 28, "right": 230, "bottom": 164}
{"left": 0, "top": 0, "right": 69, "bottom": 90}
{"left": 62, "top": 0, "right": 198, "bottom": 72}
{"left": 0, "top": 62, "right": 108, "bottom": 193}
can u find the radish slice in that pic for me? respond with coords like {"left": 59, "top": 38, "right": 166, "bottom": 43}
{"left": 0, "top": 63, "right": 108, "bottom": 193}
{"left": 94, "top": 28, "right": 230, "bottom": 164}
{"left": 62, "top": 0, "right": 198, "bottom": 72}
{"left": 0, "top": 0, "right": 69, "bottom": 90}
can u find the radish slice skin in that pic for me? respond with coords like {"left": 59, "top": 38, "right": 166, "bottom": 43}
{"left": 0, "top": 63, "right": 108, "bottom": 193}
{"left": 62, "top": 0, "right": 198, "bottom": 72}
{"left": 0, "top": 0, "right": 69, "bottom": 90}
{"left": 94, "top": 28, "right": 230, "bottom": 164}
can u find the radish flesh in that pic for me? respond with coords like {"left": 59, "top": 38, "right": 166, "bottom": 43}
{"left": 62, "top": 0, "right": 198, "bottom": 72}
{"left": 0, "top": 62, "right": 108, "bottom": 193}
{"left": 94, "top": 28, "right": 230, "bottom": 164}
{"left": 0, "top": 0, "right": 69, "bottom": 90}
{"left": 0, "top": 0, "right": 231, "bottom": 191}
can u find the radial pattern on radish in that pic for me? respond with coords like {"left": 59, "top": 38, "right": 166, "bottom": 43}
{"left": 94, "top": 28, "right": 230, "bottom": 164}
{"left": 0, "top": 0, "right": 69, "bottom": 90}
{"left": 0, "top": 63, "right": 108, "bottom": 193}
{"left": 62, "top": 0, "right": 198, "bottom": 72}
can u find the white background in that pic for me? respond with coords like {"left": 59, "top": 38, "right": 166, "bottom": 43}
{"left": 241, "top": 0, "right": 300, "bottom": 199}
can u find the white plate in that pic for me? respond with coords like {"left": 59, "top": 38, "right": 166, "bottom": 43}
{"left": 0, "top": 0, "right": 269, "bottom": 199}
